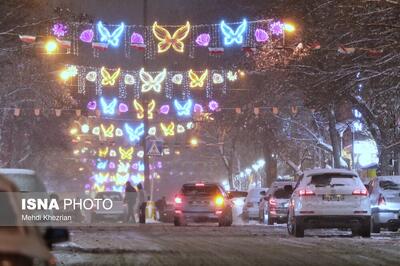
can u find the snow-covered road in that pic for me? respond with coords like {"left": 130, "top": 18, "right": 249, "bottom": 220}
{"left": 54, "top": 224, "right": 400, "bottom": 266}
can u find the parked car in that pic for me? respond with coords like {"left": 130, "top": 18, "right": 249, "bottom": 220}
{"left": 91, "top": 191, "right": 127, "bottom": 223}
{"left": 0, "top": 174, "right": 68, "bottom": 266}
{"left": 368, "top": 175, "right": 400, "bottom": 233}
{"left": 242, "top": 187, "right": 268, "bottom": 221}
{"left": 287, "top": 168, "right": 371, "bottom": 238}
{"left": 174, "top": 182, "right": 233, "bottom": 226}
{"left": 259, "top": 181, "right": 295, "bottom": 224}
{"left": 0, "top": 168, "right": 46, "bottom": 192}
{"left": 228, "top": 190, "right": 248, "bottom": 220}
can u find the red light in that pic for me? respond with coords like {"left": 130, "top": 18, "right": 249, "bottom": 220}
{"left": 215, "top": 210, "right": 223, "bottom": 215}
{"left": 352, "top": 188, "right": 368, "bottom": 196}
{"left": 299, "top": 189, "right": 315, "bottom": 196}
{"left": 269, "top": 197, "right": 277, "bottom": 206}
{"left": 174, "top": 196, "right": 182, "bottom": 204}
{"left": 174, "top": 210, "right": 182, "bottom": 214}
{"left": 378, "top": 194, "right": 386, "bottom": 205}
{"left": 195, "top": 183, "right": 205, "bottom": 187}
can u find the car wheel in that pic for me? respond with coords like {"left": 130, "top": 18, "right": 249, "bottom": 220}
{"left": 287, "top": 212, "right": 294, "bottom": 235}
{"left": 361, "top": 221, "right": 371, "bottom": 238}
{"left": 293, "top": 217, "right": 304, "bottom": 237}
{"left": 371, "top": 217, "right": 380, "bottom": 234}
{"left": 219, "top": 208, "right": 233, "bottom": 227}
{"left": 174, "top": 217, "right": 182, "bottom": 226}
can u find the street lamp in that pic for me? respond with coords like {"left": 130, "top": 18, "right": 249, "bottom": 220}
{"left": 283, "top": 23, "right": 296, "bottom": 33}
{"left": 189, "top": 137, "right": 199, "bottom": 147}
{"left": 44, "top": 40, "right": 58, "bottom": 54}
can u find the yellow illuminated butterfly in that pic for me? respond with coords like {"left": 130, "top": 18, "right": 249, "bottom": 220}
{"left": 152, "top": 21, "right": 190, "bottom": 53}
{"left": 98, "top": 147, "right": 109, "bottom": 157}
{"left": 93, "top": 184, "right": 105, "bottom": 192}
{"left": 160, "top": 122, "right": 175, "bottom": 136}
{"left": 139, "top": 68, "right": 167, "bottom": 93}
{"left": 133, "top": 99, "right": 156, "bottom": 119}
{"left": 188, "top": 69, "right": 208, "bottom": 88}
{"left": 119, "top": 147, "right": 134, "bottom": 160}
{"left": 100, "top": 124, "right": 115, "bottom": 138}
{"left": 101, "top": 67, "right": 121, "bottom": 86}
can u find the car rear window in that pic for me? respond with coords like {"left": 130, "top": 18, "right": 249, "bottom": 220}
{"left": 182, "top": 185, "right": 220, "bottom": 196}
{"left": 310, "top": 174, "right": 357, "bottom": 187}
{"left": 379, "top": 180, "right": 400, "bottom": 191}
{"left": 273, "top": 188, "right": 292, "bottom": 199}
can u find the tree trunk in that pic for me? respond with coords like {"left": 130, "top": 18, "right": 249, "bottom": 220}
{"left": 263, "top": 143, "right": 277, "bottom": 187}
{"left": 327, "top": 105, "right": 342, "bottom": 168}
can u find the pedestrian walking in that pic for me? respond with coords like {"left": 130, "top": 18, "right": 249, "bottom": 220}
{"left": 137, "top": 183, "right": 147, "bottom": 223}
{"left": 124, "top": 181, "right": 137, "bottom": 223}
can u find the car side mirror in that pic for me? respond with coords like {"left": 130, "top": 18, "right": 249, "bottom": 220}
{"left": 44, "top": 227, "right": 69, "bottom": 248}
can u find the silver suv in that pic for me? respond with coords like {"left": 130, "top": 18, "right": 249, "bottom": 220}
{"left": 174, "top": 182, "right": 232, "bottom": 226}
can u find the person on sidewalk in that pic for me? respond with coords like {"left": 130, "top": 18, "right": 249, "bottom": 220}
{"left": 137, "top": 183, "right": 147, "bottom": 224}
{"left": 124, "top": 181, "right": 137, "bottom": 223}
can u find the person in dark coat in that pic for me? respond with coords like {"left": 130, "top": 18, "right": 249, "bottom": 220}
{"left": 124, "top": 181, "right": 137, "bottom": 223}
{"left": 137, "top": 183, "right": 147, "bottom": 223}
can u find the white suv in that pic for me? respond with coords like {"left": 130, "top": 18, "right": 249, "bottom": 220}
{"left": 287, "top": 168, "right": 371, "bottom": 237}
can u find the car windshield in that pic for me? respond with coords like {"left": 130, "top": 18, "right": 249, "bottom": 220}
{"left": 379, "top": 180, "right": 400, "bottom": 191}
{"left": 273, "top": 188, "right": 292, "bottom": 199}
{"left": 182, "top": 185, "right": 220, "bottom": 196}
{"left": 310, "top": 174, "right": 356, "bottom": 187}
{"left": 96, "top": 192, "right": 122, "bottom": 201}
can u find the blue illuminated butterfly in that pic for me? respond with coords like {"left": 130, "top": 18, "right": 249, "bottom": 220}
{"left": 174, "top": 99, "right": 193, "bottom": 117}
{"left": 220, "top": 19, "right": 247, "bottom": 46}
{"left": 100, "top": 97, "right": 117, "bottom": 115}
{"left": 96, "top": 159, "right": 108, "bottom": 170}
{"left": 124, "top": 123, "right": 144, "bottom": 143}
{"left": 97, "top": 21, "right": 125, "bottom": 47}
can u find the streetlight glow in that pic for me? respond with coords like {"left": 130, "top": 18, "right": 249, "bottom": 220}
{"left": 284, "top": 23, "right": 295, "bottom": 33}
{"left": 190, "top": 137, "right": 199, "bottom": 147}
{"left": 44, "top": 40, "right": 58, "bottom": 54}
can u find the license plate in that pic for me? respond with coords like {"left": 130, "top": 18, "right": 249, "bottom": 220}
{"left": 322, "top": 194, "right": 344, "bottom": 201}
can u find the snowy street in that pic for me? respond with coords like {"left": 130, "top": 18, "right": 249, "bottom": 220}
{"left": 54, "top": 224, "right": 400, "bottom": 266}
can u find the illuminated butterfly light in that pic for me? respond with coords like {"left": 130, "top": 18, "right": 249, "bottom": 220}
{"left": 119, "top": 147, "right": 134, "bottom": 160}
{"left": 124, "top": 74, "right": 135, "bottom": 85}
{"left": 208, "top": 100, "right": 219, "bottom": 111}
{"left": 115, "top": 173, "right": 129, "bottom": 185}
{"left": 117, "top": 161, "right": 130, "bottom": 173}
{"left": 193, "top": 103, "right": 204, "bottom": 113}
{"left": 255, "top": 28, "right": 269, "bottom": 42}
{"left": 52, "top": 23, "right": 68, "bottom": 37}
{"left": 115, "top": 128, "right": 123, "bottom": 137}
{"left": 148, "top": 126, "right": 157, "bottom": 136}
{"left": 174, "top": 99, "right": 193, "bottom": 117}
{"left": 87, "top": 101, "right": 97, "bottom": 111}
{"left": 133, "top": 99, "right": 156, "bottom": 119}
{"left": 227, "top": 71, "right": 237, "bottom": 81}
{"left": 100, "top": 97, "right": 117, "bottom": 115}
{"left": 195, "top": 33, "right": 210, "bottom": 47}
{"left": 96, "top": 160, "right": 108, "bottom": 170}
{"left": 97, "top": 21, "right": 125, "bottom": 47}
{"left": 130, "top": 32, "right": 144, "bottom": 44}
{"left": 100, "top": 124, "right": 115, "bottom": 138}
{"left": 152, "top": 21, "right": 190, "bottom": 53}
{"left": 160, "top": 122, "right": 175, "bottom": 136}
{"left": 220, "top": 19, "right": 247, "bottom": 46}
{"left": 98, "top": 147, "right": 109, "bottom": 157}
{"left": 186, "top": 122, "right": 194, "bottom": 129}
{"left": 159, "top": 105, "right": 170, "bottom": 115}
{"left": 94, "top": 172, "right": 109, "bottom": 183}
{"left": 171, "top": 74, "right": 183, "bottom": 85}
{"left": 124, "top": 123, "right": 144, "bottom": 143}
{"left": 80, "top": 29, "right": 94, "bottom": 43}
{"left": 177, "top": 124, "right": 186, "bottom": 134}
{"left": 212, "top": 73, "right": 224, "bottom": 84}
{"left": 188, "top": 69, "right": 208, "bottom": 88}
{"left": 119, "top": 103, "right": 129, "bottom": 113}
{"left": 101, "top": 67, "right": 121, "bottom": 86}
{"left": 139, "top": 68, "right": 167, "bottom": 93}
{"left": 86, "top": 71, "right": 97, "bottom": 82}
{"left": 270, "top": 21, "right": 284, "bottom": 36}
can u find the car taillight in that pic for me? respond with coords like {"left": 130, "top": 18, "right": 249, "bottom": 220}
{"left": 352, "top": 188, "right": 368, "bottom": 196}
{"left": 269, "top": 197, "right": 277, "bottom": 206}
{"left": 174, "top": 196, "right": 182, "bottom": 204}
{"left": 299, "top": 189, "right": 315, "bottom": 196}
{"left": 378, "top": 194, "right": 386, "bottom": 205}
{"left": 215, "top": 195, "right": 224, "bottom": 206}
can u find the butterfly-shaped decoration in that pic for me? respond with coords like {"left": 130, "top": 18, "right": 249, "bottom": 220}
{"left": 188, "top": 69, "right": 208, "bottom": 88}
{"left": 148, "top": 127, "right": 157, "bottom": 136}
{"left": 227, "top": 70, "right": 238, "bottom": 81}
{"left": 98, "top": 147, "right": 109, "bottom": 157}
{"left": 174, "top": 99, "right": 193, "bottom": 117}
{"left": 160, "top": 122, "right": 175, "bottom": 137}
{"left": 177, "top": 124, "right": 186, "bottom": 134}
{"left": 96, "top": 160, "right": 108, "bottom": 170}
{"left": 171, "top": 74, "right": 183, "bottom": 85}
{"left": 115, "top": 173, "right": 129, "bottom": 185}
{"left": 109, "top": 149, "right": 117, "bottom": 157}
{"left": 124, "top": 74, "right": 135, "bottom": 85}
{"left": 86, "top": 71, "right": 97, "bottom": 82}
{"left": 101, "top": 67, "right": 121, "bottom": 86}
{"left": 212, "top": 73, "right": 224, "bottom": 84}
{"left": 97, "top": 21, "right": 125, "bottom": 47}
{"left": 186, "top": 122, "right": 194, "bottom": 129}
{"left": 152, "top": 21, "right": 190, "bottom": 53}
{"left": 94, "top": 172, "right": 109, "bottom": 183}
{"left": 124, "top": 123, "right": 144, "bottom": 143}
{"left": 119, "top": 147, "right": 134, "bottom": 160}
{"left": 93, "top": 183, "right": 105, "bottom": 192}
{"left": 117, "top": 161, "right": 130, "bottom": 173}
{"left": 133, "top": 99, "right": 156, "bottom": 119}
{"left": 100, "top": 97, "right": 117, "bottom": 115}
{"left": 139, "top": 68, "right": 166, "bottom": 93}
{"left": 100, "top": 124, "right": 115, "bottom": 138}
{"left": 220, "top": 19, "right": 247, "bottom": 46}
